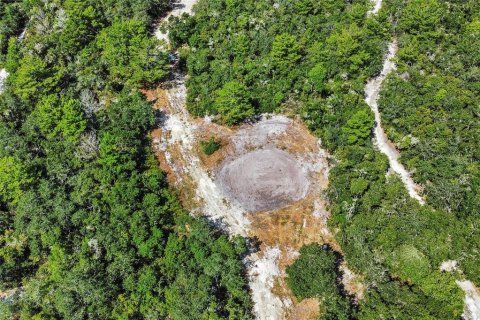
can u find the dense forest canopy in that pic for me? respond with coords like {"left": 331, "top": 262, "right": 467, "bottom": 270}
{"left": 0, "top": 0, "right": 252, "bottom": 319}
{"left": 0, "top": 0, "right": 479, "bottom": 319}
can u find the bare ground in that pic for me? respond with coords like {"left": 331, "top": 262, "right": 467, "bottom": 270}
{"left": 0, "top": 69, "right": 8, "bottom": 94}
{"left": 457, "top": 280, "right": 480, "bottom": 320}
{"left": 365, "top": 41, "right": 425, "bottom": 204}
{"left": 217, "top": 148, "right": 310, "bottom": 212}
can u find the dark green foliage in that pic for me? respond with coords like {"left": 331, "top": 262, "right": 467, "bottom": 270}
{"left": 213, "top": 81, "right": 255, "bottom": 125}
{"left": 0, "top": 1, "right": 252, "bottom": 319}
{"left": 286, "top": 244, "right": 354, "bottom": 320}
{"left": 94, "top": 19, "right": 169, "bottom": 89}
{"left": 200, "top": 137, "right": 221, "bottom": 156}
{"left": 0, "top": 0, "right": 27, "bottom": 60}
{"left": 270, "top": 33, "right": 303, "bottom": 73}
{"left": 287, "top": 245, "right": 337, "bottom": 300}
{"left": 342, "top": 109, "right": 374, "bottom": 145}
{"left": 172, "top": 0, "right": 387, "bottom": 117}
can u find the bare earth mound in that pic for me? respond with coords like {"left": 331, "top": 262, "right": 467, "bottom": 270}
{"left": 217, "top": 148, "right": 310, "bottom": 212}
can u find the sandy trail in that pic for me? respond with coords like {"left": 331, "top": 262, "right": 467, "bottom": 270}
{"left": 364, "top": 41, "right": 425, "bottom": 204}
{"left": 248, "top": 247, "right": 285, "bottom": 320}
{"left": 457, "top": 280, "right": 480, "bottom": 320}
{"left": 0, "top": 69, "right": 8, "bottom": 94}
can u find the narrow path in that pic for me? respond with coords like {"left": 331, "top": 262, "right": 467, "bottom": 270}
{"left": 367, "top": 0, "right": 383, "bottom": 16}
{"left": 368, "top": 1, "right": 480, "bottom": 317}
{"left": 0, "top": 68, "right": 8, "bottom": 94}
{"left": 364, "top": 41, "right": 425, "bottom": 204}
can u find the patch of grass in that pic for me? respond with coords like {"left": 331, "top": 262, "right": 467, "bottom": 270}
{"left": 200, "top": 137, "right": 221, "bottom": 156}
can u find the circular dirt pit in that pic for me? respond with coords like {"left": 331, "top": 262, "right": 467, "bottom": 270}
{"left": 217, "top": 148, "right": 310, "bottom": 212}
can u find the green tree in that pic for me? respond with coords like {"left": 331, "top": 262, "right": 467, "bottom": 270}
{"left": 96, "top": 19, "right": 169, "bottom": 88}
{"left": 399, "top": 0, "right": 443, "bottom": 36}
{"left": 0, "top": 156, "right": 29, "bottom": 205}
{"left": 34, "top": 95, "right": 86, "bottom": 143}
{"left": 308, "top": 63, "right": 327, "bottom": 92}
{"left": 270, "top": 33, "right": 302, "bottom": 72}
{"left": 12, "top": 55, "right": 54, "bottom": 102}
{"left": 342, "top": 109, "right": 374, "bottom": 145}
{"left": 286, "top": 244, "right": 354, "bottom": 320}
{"left": 325, "top": 23, "right": 370, "bottom": 75}
{"left": 59, "top": 0, "right": 105, "bottom": 57}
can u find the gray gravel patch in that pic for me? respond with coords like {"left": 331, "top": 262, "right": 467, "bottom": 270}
{"left": 217, "top": 148, "right": 310, "bottom": 212}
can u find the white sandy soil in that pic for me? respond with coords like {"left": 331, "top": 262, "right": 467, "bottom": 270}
{"left": 367, "top": 0, "right": 383, "bottom": 16}
{"left": 248, "top": 247, "right": 286, "bottom": 320}
{"left": 457, "top": 280, "right": 480, "bottom": 320}
{"left": 0, "top": 69, "right": 8, "bottom": 94}
{"left": 364, "top": 41, "right": 425, "bottom": 204}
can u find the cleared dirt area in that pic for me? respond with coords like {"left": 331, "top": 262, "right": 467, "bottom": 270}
{"left": 144, "top": 78, "right": 370, "bottom": 318}
{"left": 217, "top": 148, "right": 310, "bottom": 212}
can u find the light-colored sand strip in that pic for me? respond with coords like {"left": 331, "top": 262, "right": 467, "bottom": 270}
{"left": 367, "top": 0, "right": 383, "bottom": 16}
{"left": 364, "top": 41, "right": 425, "bottom": 204}
{"left": 0, "top": 69, "right": 8, "bottom": 94}
{"left": 248, "top": 247, "right": 286, "bottom": 320}
{"left": 440, "top": 260, "right": 480, "bottom": 320}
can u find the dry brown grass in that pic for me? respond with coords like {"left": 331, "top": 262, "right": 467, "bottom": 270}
{"left": 286, "top": 298, "right": 320, "bottom": 320}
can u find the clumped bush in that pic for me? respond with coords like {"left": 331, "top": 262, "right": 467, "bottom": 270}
{"left": 286, "top": 244, "right": 354, "bottom": 320}
{"left": 200, "top": 137, "right": 221, "bottom": 155}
